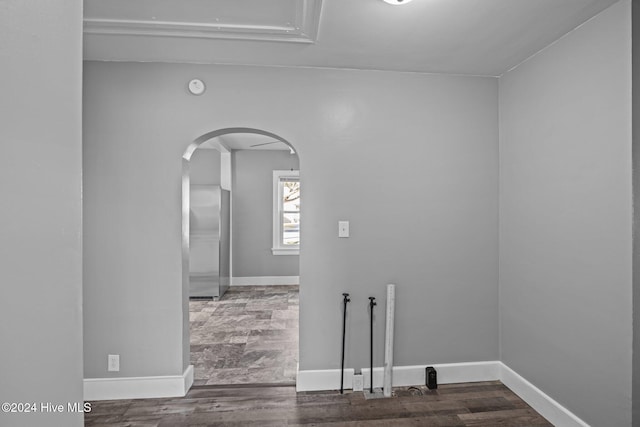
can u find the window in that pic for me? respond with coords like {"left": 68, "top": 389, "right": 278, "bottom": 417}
{"left": 272, "top": 170, "right": 300, "bottom": 255}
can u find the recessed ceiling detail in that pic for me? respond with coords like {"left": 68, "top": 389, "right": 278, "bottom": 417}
{"left": 84, "top": 0, "right": 323, "bottom": 44}
{"left": 84, "top": 0, "right": 620, "bottom": 76}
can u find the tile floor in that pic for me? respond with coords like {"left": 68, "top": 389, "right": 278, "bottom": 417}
{"left": 189, "top": 285, "right": 299, "bottom": 386}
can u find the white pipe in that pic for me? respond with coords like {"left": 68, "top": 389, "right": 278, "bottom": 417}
{"left": 383, "top": 283, "right": 395, "bottom": 397}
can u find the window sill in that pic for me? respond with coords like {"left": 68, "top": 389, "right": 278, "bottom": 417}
{"left": 272, "top": 247, "right": 300, "bottom": 256}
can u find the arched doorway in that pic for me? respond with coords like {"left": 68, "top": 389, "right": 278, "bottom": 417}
{"left": 182, "top": 128, "right": 300, "bottom": 386}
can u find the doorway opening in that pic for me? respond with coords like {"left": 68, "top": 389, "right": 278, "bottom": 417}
{"left": 182, "top": 128, "right": 300, "bottom": 386}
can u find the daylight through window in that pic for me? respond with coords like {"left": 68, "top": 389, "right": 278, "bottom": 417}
{"left": 272, "top": 170, "right": 300, "bottom": 255}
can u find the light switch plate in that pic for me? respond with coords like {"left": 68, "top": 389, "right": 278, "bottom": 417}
{"left": 338, "top": 221, "right": 349, "bottom": 238}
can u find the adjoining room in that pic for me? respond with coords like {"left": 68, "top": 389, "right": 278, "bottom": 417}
{"left": 184, "top": 131, "right": 300, "bottom": 386}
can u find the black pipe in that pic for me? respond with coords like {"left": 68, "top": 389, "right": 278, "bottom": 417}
{"left": 340, "top": 293, "right": 350, "bottom": 394}
{"left": 369, "top": 296, "right": 377, "bottom": 393}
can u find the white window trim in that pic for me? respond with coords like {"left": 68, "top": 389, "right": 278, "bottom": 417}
{"left": 272, "top": 170, "right": 300, "bottom": 256}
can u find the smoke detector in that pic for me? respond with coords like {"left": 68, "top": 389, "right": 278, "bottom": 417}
{"left": 383, "top": 0, "right": 413, "bottom": 4}
{"left": 188, "top": 79, "right": 206, "bottom": 96}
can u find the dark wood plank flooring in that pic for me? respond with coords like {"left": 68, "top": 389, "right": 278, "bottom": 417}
{"left": 85, "top": 381, "right": 553, "bottom": 426}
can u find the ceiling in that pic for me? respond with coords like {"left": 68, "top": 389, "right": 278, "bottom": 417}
{"left": 199, "top": 133, "right": 293, "bottom": 151}
{"left": 83, "top": 0, "right": 621, "bottom": 76}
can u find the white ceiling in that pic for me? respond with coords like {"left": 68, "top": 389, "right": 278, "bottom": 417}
{"left": 84, "top": 0, "right": 621, "bottom": 76}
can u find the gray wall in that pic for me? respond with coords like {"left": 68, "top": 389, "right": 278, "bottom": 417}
{"left": 190, "top": 148, "right": 220, "bottom": 185}
{"left": 633, "top": 1, "right": 640, "bottom": 423}
{"left": 232, "top": 150, "right": 300, "bottom": 278}
{"left": 83, "top": 61, "right": 499, "bottom": 378}
{"left": 83, "top": 68, "right": 186, "bottom": 377}
{"left": 0, "top": 1, "right": 84, "bottom": 426}
{"left": 499, "top": 1, "right": 632, "bottom": 426}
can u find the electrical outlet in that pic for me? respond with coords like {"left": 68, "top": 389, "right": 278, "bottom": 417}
{"left": 353, "top": 374, "right": 364, "bottom": 391}
{"left": 108, "top": 354, "right": 120, "bottom": 372}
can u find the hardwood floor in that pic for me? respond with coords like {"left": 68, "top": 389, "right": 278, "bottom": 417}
{"left": 85, "top": 381, "right": 553, "bottom": 426}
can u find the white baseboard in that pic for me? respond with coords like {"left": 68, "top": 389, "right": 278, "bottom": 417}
{"left": 360, "top": 361, "right": 500, "bottom": 390}
{"left": 231, "top": 276, "right": 299, "bottom": 286}
{"left": 499, "top": 363, "right": 589, "bottom": 427}
{"left": 296, "top": 368, "right": 355, "bottom": 392}
{"left": 296, "top": 361, "right": 588, "bottom": 426}
{"left": 298, "top": 361, "right": 499, "bottom": 392}
{"left": 84, "top": 365, "right": 194, "bottom": 401}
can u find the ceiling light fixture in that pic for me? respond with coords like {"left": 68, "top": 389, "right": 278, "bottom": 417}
{"left": 383, "top": 0, "right": 413, "bottom": 5}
